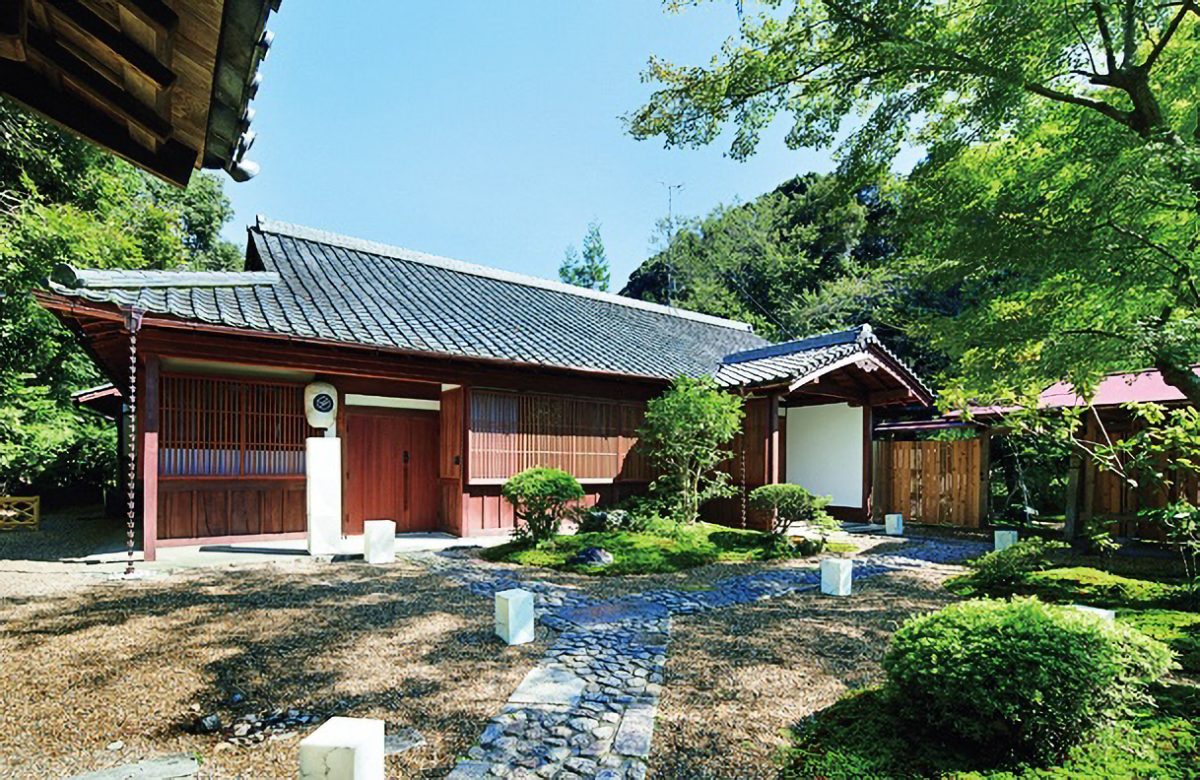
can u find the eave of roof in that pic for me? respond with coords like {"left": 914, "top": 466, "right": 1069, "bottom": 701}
{"left": 202, "top": 0, "right": 281, "bottom": 178}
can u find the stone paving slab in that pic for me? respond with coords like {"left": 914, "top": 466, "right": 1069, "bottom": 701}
{"left": 509, "top": 666, "right": 587, "bottom": 705}
{"left": 69, "top": 754, "right": 198, "bottom": 780}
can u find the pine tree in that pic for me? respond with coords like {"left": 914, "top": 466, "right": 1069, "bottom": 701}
{"left": 559, "top": 221, "right": 610, "bottom": 291}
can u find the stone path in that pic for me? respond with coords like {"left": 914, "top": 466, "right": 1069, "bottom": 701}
{"left": 419, "top": 536, "right": 989, "bottom": 779}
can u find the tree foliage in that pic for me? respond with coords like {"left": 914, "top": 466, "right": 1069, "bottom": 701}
{"left": 629, "top": 0, "right": 1200, "bottom": 405}
{"left": 559, "top": 221, "right": 611, "bottom": 291}
{"left": 623, "top": 172, "right": 946, "bottom": 374}
{"left": 0, "top": 99, "right": 242, "bottom": 495}
{"left": 639, "top": 376, "right": 745, "bottom": 523}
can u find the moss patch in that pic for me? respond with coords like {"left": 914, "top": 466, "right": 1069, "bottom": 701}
{"left": 481, "top": 522, "right": 821, "bottom": 576}
{"left": 1119, "top": 609, "right": 1200, "bottom": 673}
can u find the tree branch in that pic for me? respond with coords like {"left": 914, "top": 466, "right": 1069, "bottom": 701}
{"left": 1143, "top": 1, "right": 1194, "bottom": 71}
{"left": 1092, "top": 1, "right": 1119, "bottom": 72}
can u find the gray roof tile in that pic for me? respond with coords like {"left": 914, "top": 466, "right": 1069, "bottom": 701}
{"left": 49, "top": 218, "right": 768, "bottom": 380}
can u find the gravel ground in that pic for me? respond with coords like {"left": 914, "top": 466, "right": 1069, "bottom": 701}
{"left": 647, "top": 566, "right": 962, "bottom": 780}
{"left": 0, "top": 559, "right": 546, "bottom": 779}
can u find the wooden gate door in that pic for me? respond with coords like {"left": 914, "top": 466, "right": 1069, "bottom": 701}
{"left": 343, "top": 409, "right": 439, "bottom": 534}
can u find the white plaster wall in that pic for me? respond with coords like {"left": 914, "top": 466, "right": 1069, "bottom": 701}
{"left": 785, "top": 403, "right": 864, "bottom": 508}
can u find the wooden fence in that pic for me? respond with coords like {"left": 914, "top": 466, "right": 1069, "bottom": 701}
{"left": 872, "top": 437, "right": 989, "bottom": 527}
{"left": 0, "top": 496, "right": 40, "bottom": 531}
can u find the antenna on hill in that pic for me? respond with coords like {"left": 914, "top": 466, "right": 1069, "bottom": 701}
{"left": 659, "top": 181, "right": 684, "bottom": 306}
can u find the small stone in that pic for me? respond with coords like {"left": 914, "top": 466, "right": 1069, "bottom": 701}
{"left": 592, "top": 725, "right": 615, "bottom": 740}
{"left": 564, "top": 756, "right": 599, "bottom": 775}
{"left": 105, "top": 740, "right": 123, "bottom": 751}
{"left": 194, "top": 714, "right": 222, "bottom": 734}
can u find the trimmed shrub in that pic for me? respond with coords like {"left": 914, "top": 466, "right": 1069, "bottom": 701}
{"left": 748, "top": 483, "right": 836, "bottom": 537}
{"left": 965, "top": 536, "right": 1068, "bottom": 591}
{"left": 501, "top": 467, "right": 584, "bottom": 545}
{"left": 882, "top": 597, "right": 1174, "bottom": 765}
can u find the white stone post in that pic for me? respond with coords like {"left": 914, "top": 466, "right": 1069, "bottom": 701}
{"left": 884, "top": 513, "right": 904, "bottom": 536}
{"left": 495, "top": 588, "right": 535, "bottom": 645}
{"left": 994, "top": 529, "right": 1018, "bottom": 552}
{"left": 820, "top": 558, "right": 853, "bottom": 596}
{"left": 298, "top": 716, "right": 384, "bottom": 780}
{"left": 307, "top": 437, "right": 342, "bottom": 556}
{"left": 363, "top": 519, "right": 396, "bottom": 564}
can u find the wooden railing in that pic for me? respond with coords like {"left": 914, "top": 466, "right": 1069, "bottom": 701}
{"left": 0, "top": 496, "right": 40, "bottom": 531}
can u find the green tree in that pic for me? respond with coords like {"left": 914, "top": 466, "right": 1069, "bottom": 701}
{"left": 559, "top": 221, "right": 611, "bottom": 291}
{"left": 628, "top": 0, "right": 1200, "bottom": 405}
{"left": 639, "top": 376, "right": 745, "bottom": 523}
{"left": 0, "top": 99, "right": 242, "bottom": 495}
{"left": 623, "top": 173, "right": 946, "bottom": 375}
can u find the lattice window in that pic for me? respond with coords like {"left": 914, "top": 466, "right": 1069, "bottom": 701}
{"left": 159, "top": 375, "right": 314, "bottom": 477}
{"left": 468, "top": 390, "right": 650, "bottom": 482}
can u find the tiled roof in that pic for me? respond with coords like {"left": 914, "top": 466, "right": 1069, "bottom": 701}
{"left": 48, "top": 217, "right": 768, "bottom": 380}
{"left": 714, "top": 324, "right": 933, "bottom": 401}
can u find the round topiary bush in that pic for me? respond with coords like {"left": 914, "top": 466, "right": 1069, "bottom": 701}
{"left": 501, "top": 467, "right": 584, "bottom": 545}
{"left": 882, "top": 597, "right": 1173, "bottom": 765}
{"left": 748, "top": 483, "right": 836, "bottom": 537}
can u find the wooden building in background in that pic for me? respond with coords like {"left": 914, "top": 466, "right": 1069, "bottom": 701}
{"left": 39, "top": 218, "right": 931, "bottom": 560}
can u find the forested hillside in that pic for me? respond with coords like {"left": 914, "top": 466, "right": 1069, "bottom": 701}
{"left": 621, "top": 172, "right": 950, "bottom": 377}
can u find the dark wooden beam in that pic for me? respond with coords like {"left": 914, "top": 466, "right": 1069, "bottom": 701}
{"left": 44, "top": 0, "right": 176, "bottom": 87}
{"left": 27, "top": 23, "right": 171, "bottom": 139}
{"left": 110, "top": 0, "right": 178, "bottom": 34}
{"left": 0, "top": 0, "right": 27, "bottom": 61}
{"left": 0, "top": 57, "right": 195, "bottom": 185}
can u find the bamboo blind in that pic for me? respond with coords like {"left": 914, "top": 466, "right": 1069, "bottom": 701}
{"left": 873, "top": 439, "right": 985, "bottom": 527}
{"left": 469, "top": 390, "right": 650, "bottom": 482}
{"left": 159, "top": 374, "right": 313, "bottom": 477}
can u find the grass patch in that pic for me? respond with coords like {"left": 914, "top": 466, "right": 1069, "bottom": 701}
{"left": 1119, "top": 610, "right": 1200, "bottom": 674}
{"left": 781, "top": 683, "right": 1200, "bottom": 779}
{"left": 481, "top": 521, "right": 822, "bottom": 575}
{"left": 825, "top": 541, "right": 858, "bottom": 554}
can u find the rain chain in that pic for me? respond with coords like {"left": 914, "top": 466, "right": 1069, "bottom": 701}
{"left": 124, "top": 309, "right": 143, "bottom": 576}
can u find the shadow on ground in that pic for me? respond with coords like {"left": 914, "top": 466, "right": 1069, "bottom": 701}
{"left": 0, "top": 560, "right": 547, "bottom": 779}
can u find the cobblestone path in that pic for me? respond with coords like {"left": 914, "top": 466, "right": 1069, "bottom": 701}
{"left": 417, "top": 535, "right": 988, "bottom": 779}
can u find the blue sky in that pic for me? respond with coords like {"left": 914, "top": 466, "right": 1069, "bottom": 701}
{"left": 223, "top": 1, "right": 838, "bottom": 289}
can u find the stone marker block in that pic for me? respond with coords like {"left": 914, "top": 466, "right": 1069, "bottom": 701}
{"left": 299, "top": 716, "right": 384, "bottom": 780}
{"left": 884, "top": 513, "right": 904, "bottom": 536}
{"left": 820, "top": 557, "right": 853, "bottom": 596}
{"left": 306, "top": 437, "right": 343, "bottom": 556}
{"left": 363, "top": 519, "right": 396, "bottom": 564}
{"left": 1070, "top": 604, "right": 1116, "bottom": 621}
{"left": 994, "top": 529, "right": 1019, "bottom": 552}
{"left": 495, "top": 588, "right": 535, "bottom": 645}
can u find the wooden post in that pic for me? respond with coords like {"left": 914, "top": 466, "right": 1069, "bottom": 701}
{"left": 766, "top": 393, "right": 782, "bottom": 485}
{"left": 861, "top": 406, "right": 874, "bottom": 521}
{"left": 141, "top": 354, "right": 159, "bottom": 562}
{"left": 977, "top": 430, "right": 991, "bottom": 528}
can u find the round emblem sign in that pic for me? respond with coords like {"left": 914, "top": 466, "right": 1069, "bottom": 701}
{"left": 312, "top": 392, "right": 334, "bottom": 413}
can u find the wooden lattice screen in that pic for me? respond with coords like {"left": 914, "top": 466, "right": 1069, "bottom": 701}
{"left": 159, "top": 374, "right": 314, "bottom": 477}
{"left": 468, "top": 390, "right": 650, "bottom": 482}
{"left": 0, "top": 496, "right": 39, "bottom": 531}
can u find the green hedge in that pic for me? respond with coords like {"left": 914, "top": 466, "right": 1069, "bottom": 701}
{"left": 882, "top": 597, "right": 1174, "bottom": 765}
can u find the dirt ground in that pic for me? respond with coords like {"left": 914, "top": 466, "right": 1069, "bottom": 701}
{"left": 647, "top": 566, "right": 962, "bottom": 780}
{"left": 0, "top": 559, "right": 546, "bottom": 779}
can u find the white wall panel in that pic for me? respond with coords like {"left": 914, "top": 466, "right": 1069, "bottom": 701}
{"left": 785, "top": 403, "right": 863, "bottom": 507}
